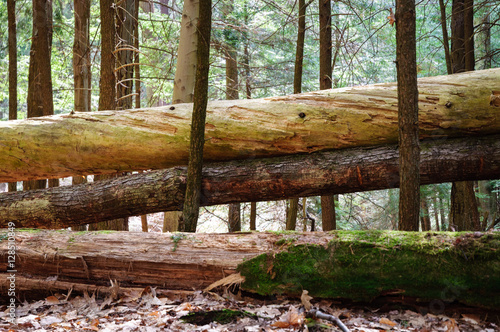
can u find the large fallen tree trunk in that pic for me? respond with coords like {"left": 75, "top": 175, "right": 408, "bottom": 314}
{"left": 1, "top": 230, "right": 498, "bottom": 309}
{"left": 1, "top": 69, "right": 500, "bottom": 182}
{"left": 1, "top": 135, "right": 500, "bottom": 228}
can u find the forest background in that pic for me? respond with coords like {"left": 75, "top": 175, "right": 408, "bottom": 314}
{"left": 0, "top": 0, "right": 499, "bottom": 233}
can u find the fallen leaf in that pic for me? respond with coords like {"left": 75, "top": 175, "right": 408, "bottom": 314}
{"left": 461, "top": 313, "right": 480, "bottom": 324}
{"left": 301, "top": 290, "right": 313, "bottom": 310}
{"left": 45, "top": 296, "right": 60, "bottom": 304}
{"left": 380, "top": 317, "right": 397, "bottom": 327}
{"left": 445, "top": 318, "right": 460, "bottom": 332}
{"left": 271, "top": 305, "right": 304, "bottom": 328}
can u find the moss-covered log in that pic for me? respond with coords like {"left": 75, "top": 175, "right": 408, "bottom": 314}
{"left": 1, "top": 68, "right": 500, "bottom": 182}
{"left": 1, "top": 230, "right": 498, "bottom": 309}
{"left": 1, "top": 135, "right": 500, "bottom": 228}
{"left": 238, "top": 231, "right": 500, "bottom": 309}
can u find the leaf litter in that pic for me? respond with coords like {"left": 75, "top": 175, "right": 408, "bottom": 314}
{"left": 1, "top": 285, "right": 499, "bottom": 331}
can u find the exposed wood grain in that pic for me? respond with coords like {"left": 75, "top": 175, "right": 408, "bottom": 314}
{"left": 1, "top": 69, "right": 499, "bottom": 182}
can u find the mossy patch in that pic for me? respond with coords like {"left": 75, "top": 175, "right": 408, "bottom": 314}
{"left": 238, "top": 231, "right": 500, "bottom": 309}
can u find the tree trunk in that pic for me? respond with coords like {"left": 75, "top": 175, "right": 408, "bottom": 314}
{"left": 319, "top": 0, "right": 336, "bottom": 231}
{"left": 116, "top": 0, "right": 137, "bottom": 110}
{"left": 237, "top": 231, "right": 500, "bottom": 309}
{"left": 172, "top": 0, "right": 198, "bottom": 104}
{"left": 73, "top": 0, "right": 91, "bottom": 113}
{"left": 224, "top": 13, "right": 241, "bottom": 232}
{"left": 2, "top": 230, "right": 498, "bottom": 309}
{"left": 286, "top": 198, "right": 299, "bottom": 230}
{"left": 2, "top": 134, "right": 500, "bottom": 228}
{"left": 396, "top": 0, "right": 419, "bottom": 231}
{"left": 71, "top": 0, "right": 92, "bottom": 231}
{"left": 1, "top": 69, "right": 500, "bottom": 182}
{"left": 7, "top": 0, "right": 17, "bottom": 193}
{"left": 94, "top": 0, "right": 128, "bottom": 231}
{"left": 25, "top": 0, "right": 54, "bottom": 191}
{"left": 164, "top": 0, "right": 200, "bottom": 232}
{"left": 250, "top": 202, "right": 257, "bottom": 230}
{"left": 449, "top": 181, "right": 480, "bottom": 231}
{"left": 181, "top": 0, "right": 211, "bottom": 232}
{"left": 450, "top": 0, "right": 478, "bottom": 231}
{"left": 287, "top": 0, "right": 308, "bottom": 231}
{"left": 439, "top": 0, "right": 452, "bottom": 74}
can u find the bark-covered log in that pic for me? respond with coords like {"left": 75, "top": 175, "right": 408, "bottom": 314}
{"left": 1, "top": 230, "right": 498, "bottom": 309}
{"left": 1, "top": 135, "right": 500, "bottom": 228}
{"left": 1, "top": 68, "right": 500, "bottom": 182}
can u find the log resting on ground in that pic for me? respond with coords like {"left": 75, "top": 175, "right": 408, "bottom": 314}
{"left": 1, "top": 135, "right": 500, "bottom": 228}
{"left": 0, "top": 230, "right": 498, "bottom": 309}
{"left": 1, "top": 68, "right": 500, "bottom": 182}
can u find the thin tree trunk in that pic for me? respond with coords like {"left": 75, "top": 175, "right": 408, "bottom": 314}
{"left": 181, "top": 0, "right": 211, "bottom": 232}
{"left": 286, "top": 0, "right": 308, "bottom": 231}
{"left": 319, "top": 0, "right": 336, "bottom": 230}
{"left": 7, "top": 0, "right": 17, "bottom": 193}
{"left": 250, "top": 202, "right": 256, "bottom": 230}
{"left": 396, "top": 0, "right": 420, "bottom": 231}
{"left": 439, "top": 0, "right": 452, "bottom": 74}
{"left": 433, "top": 193, "right": 441, "bottom": 231}
{"left": 286, "top": 198, "right": 299, "bottom": 230}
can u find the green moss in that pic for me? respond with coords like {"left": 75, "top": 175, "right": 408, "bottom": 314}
{"left": 171, "top": 233, "right": 187, "bottom": 252}
{"left": 238, "top": 231, "right": 500, "bottom": 309}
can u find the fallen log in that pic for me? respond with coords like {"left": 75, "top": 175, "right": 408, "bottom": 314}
{"left": 1, "top": 69, "right": 500, "bottom": 182}
{"left": 2, "top": 134, "right": 500, "bottom": 228}
{"left": 1, "top": 230, "right": 498, "bottom": 309}
{"left": 237, "top": 231, "right": 500, "bottom": 309}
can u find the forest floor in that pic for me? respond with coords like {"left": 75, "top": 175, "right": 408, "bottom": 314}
{"left": 1, "top": 286, "right": 498, "bottom": 331}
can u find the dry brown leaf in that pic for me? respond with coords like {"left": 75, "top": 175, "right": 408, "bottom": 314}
{"left": 380, "top": 317, "right": 397, "bottom": 327}
{"left": 445, "top": 318, "right": 460, "bottom": 332}
{"left": 45, "top": 296, "right": 60, "bottom": 304}
{"left": 387, "top": 8, "right": 396, "bottom": 26}
{"left": 271, "top": 305, "right": 304, "bottom": 328}
{"left": 301, "top": 290, "right": 313, "bottom": 310}
{"left": 461, "top": 313, "right": 480, "bottom": 324}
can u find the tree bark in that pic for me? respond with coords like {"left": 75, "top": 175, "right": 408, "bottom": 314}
{"left": 2, "top": 134, "right": 500, "bottom": 228}
{"left": 1, "top": 69, "right": 500, "bottom": 183}
{"left": 7, "top": 0, "right": 17, "bottom": 193}
{"left": 2, "top": 230, "right": 498, "bottom": 309}
{"left": 319, "top": 0, "right": 336, "bottom": 230}
{"left": 172, "top": 0, "right": 199, "bottom": 104}
{"left": 181, "top": 0, "right": 211, "bottom": 232}
{"left": 396, "top": 0, "right": 420, "bottom": 231}
{"left": 25, "top": 0, "right": 54, "bottom": 191}
{"left": 73, "top": 0, "right": 91, "bottom": 113}
{"left": 116, "top": 0, "right": 137, "bottom": 110}
{"left": 99, "top": 0, "right": 116, "bottom": 111}
{"left": 449, "top": 181, "right": 480, "bottom": 231}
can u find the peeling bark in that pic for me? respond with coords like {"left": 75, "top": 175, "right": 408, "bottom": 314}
{"left": 1, "top": 69, "right": 499, "bottom": 183}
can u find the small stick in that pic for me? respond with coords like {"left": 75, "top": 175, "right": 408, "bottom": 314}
{"left": 309, "top": 308, "right": 350, "bottom": 332}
